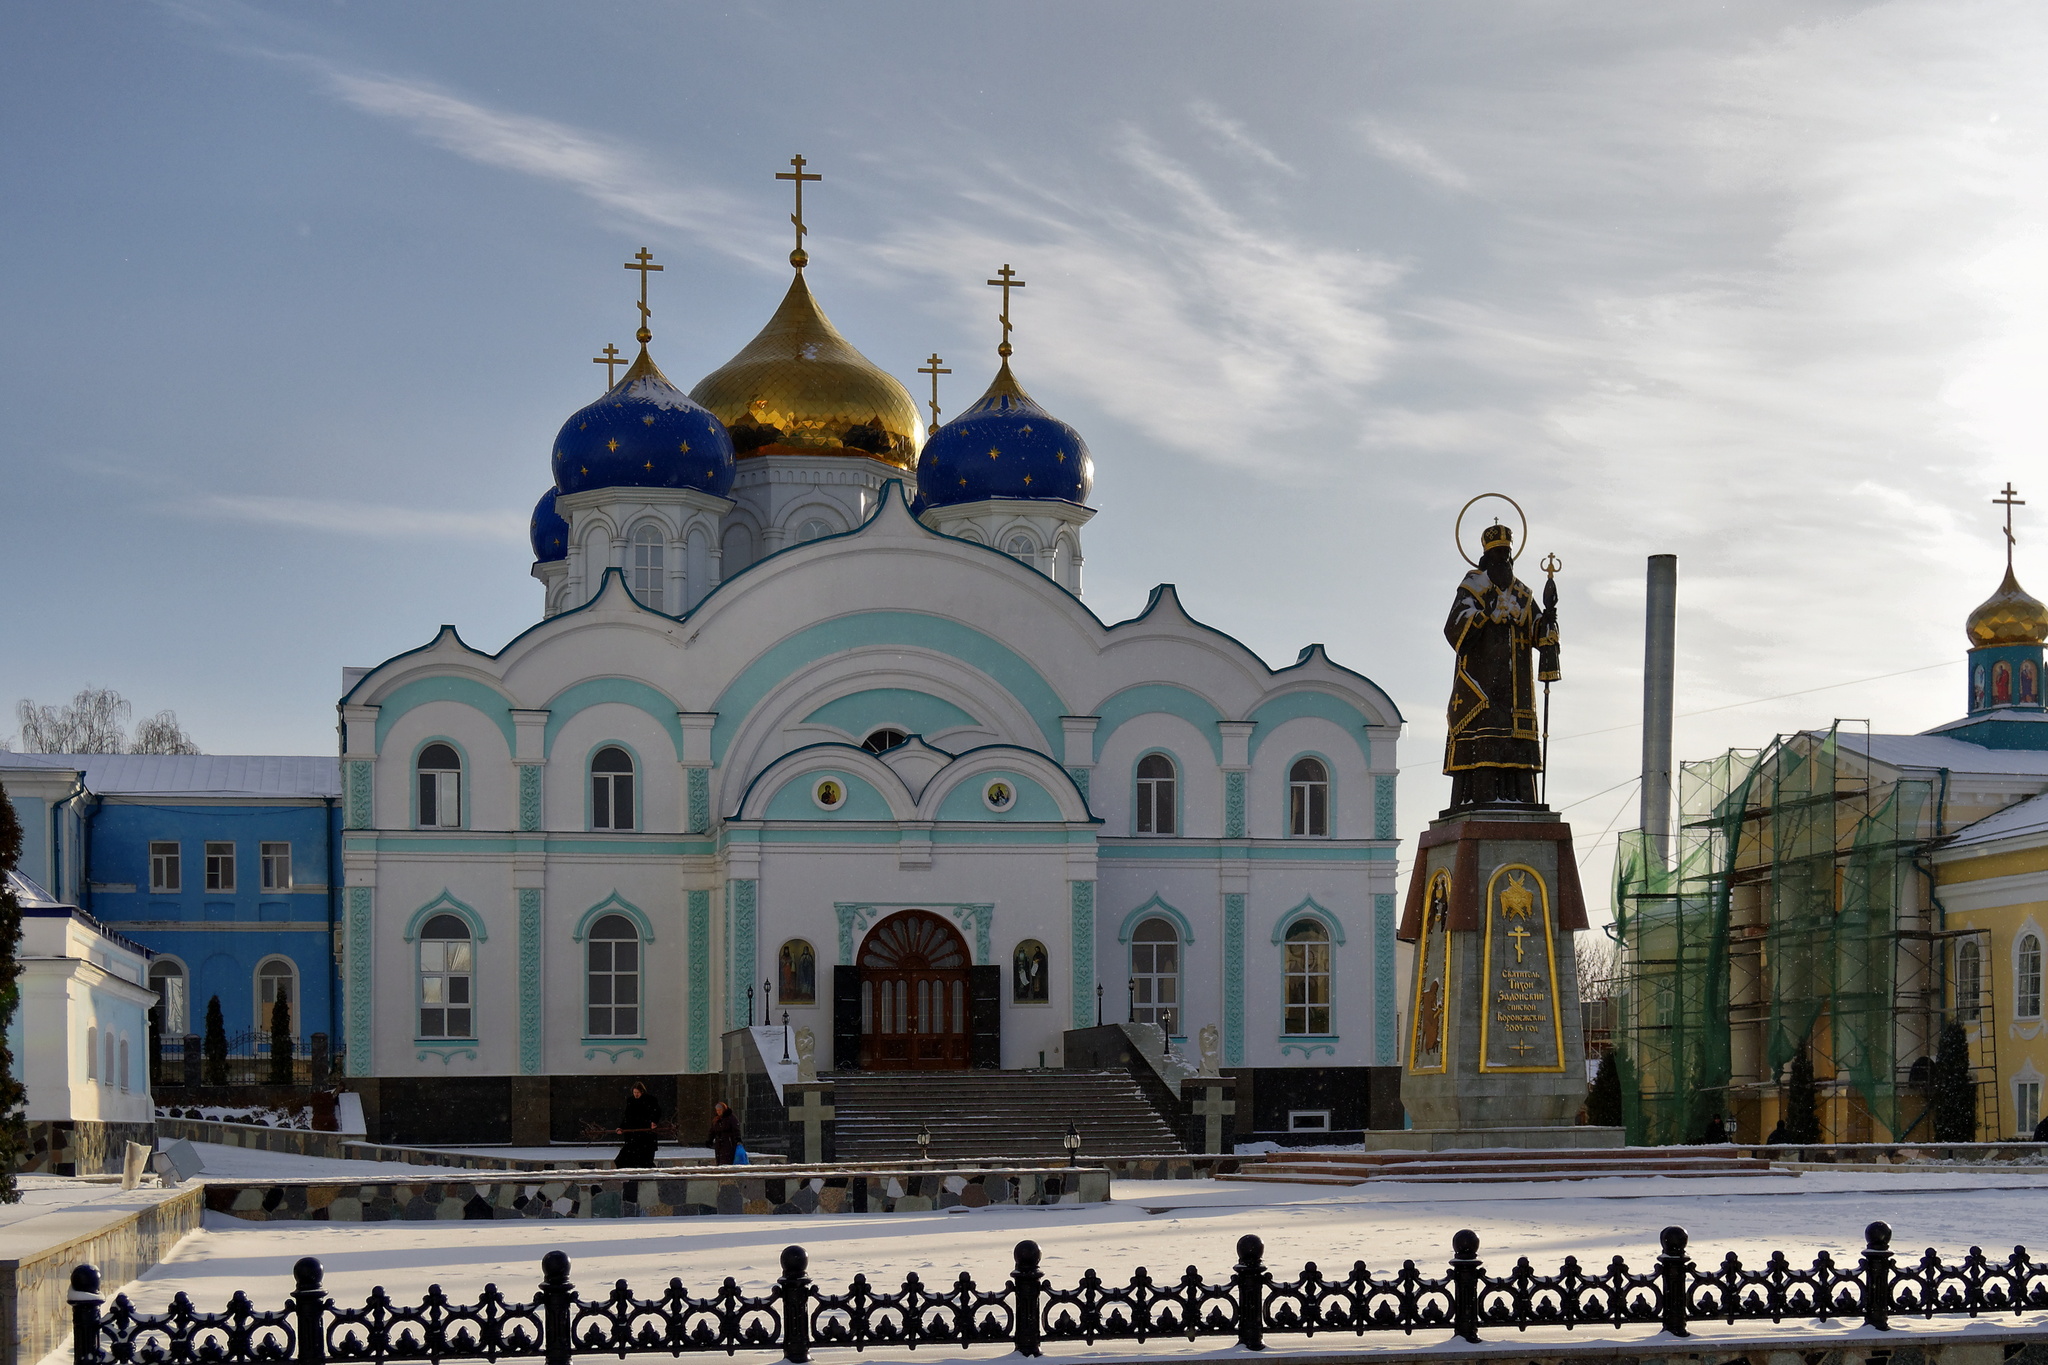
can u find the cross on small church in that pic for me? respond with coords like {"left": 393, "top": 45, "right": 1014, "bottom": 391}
{"left": 787, "top": 1084, "right": 835, "bottom": 1164}
{"left": 918, "top": 352, "right": 950, "bottom": 432}
{"left": 776, "top": 154, "right": 822, "bottom": 268}
{"left": 986, "top": 264, "right": 1026, "bottom": 358}
{"left": 1187, "top": 1081, "right": 1234, "bottom": 1154}
{"left": 592, "top": 343, "right": 625, "bottom": 387}
{"left": 624, "top": 248, "right": 663, "bottom": 345}
{"left": 1996, "top": 482, "right": 2026, "bottom": 571}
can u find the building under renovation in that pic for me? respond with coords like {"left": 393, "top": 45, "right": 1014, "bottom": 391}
{"left": 1613, "top": 543, "right": 2048, "bottom": 1145}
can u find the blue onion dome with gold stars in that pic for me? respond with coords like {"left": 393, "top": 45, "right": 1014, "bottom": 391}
{"left": 916, "top": 360, "right": 1093, "bottom": 508}
{"left": 552, "top": 347, "right": 735, "bottom": 497}
{"left": 530, "top": 487, "right": 568, "bottom": 563}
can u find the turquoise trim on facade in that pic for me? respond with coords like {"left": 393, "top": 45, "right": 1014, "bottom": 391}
{"left": 345, "top": 887, "right": 372, "bottom": 1077}
{"left": 1280, "top": 1037, "right": 1339, "bottom": 1059}
{"left": 572, "top": 891, "right": 655, "bottom": 942}
{"left": 765, "top": 771, "right": 893, "bottom": 820}
{"left": 935, "top": 771, "right": 1060, "bottom": 822}
{"left": 1091, "top": 684, "right": 1226, "bottom": 762}
{"left": 711, "top": 612, "right": 1068, "bottom": 760}
{"left": 687, "top": 889, "right": 711, "bottom": 1072}
{"left": 517, "top": 888, "right": 542, "bottom": 1075}
{"left": 1095, "top": 841, "right": 1394, "bottom": 861}
{"left": 1244, "top": 691, "right": 1377, "bottom": 763}
{"left": 1066, "top": 766, "right": 1091, "bottom": 802}
{"left": 802, "top": 688, "right": 980, "bottom": 739}
{"left": 1117, "top": 894, "right": 1194, "bottom": 945}
{"left": 374, "top": 676, "right": 516, "bottom": 755}
{"left": 403, "top": 890, "right": 488, "bottom": 943}
{"left": 518, "top": 765, "right": 542, "bottom": 832}
{"left": 687, "top": 767, "right": 711, "bottom": 834}
{"left": 727, "top": 879, "right": 757, "bottom": 1029}
{"left": 950, "top": 904, "right": 995, "bottom": 963}
{"left": 345, "top": 761, "right": 371, "bottom": 829}
{"left": 1224, "top": 770, "right": 1246, "bottom": 838}
{"left": 1222, "top": 892, "right": 1245, "bottom": 1066}
{"left": 1374, "top": 773, "right": 1396, "bottom": 840}
{"left": 1069, "top": 881, "right": 1095, "bottom": 1030}
{"left": 343, "top": 835, "right": 719, "bottom": 855}
{"left": 1271, "top": 896, "right": 1346, "bottom": 945}
{"left": 1373, "top": 891, "right": 1396, "bottom": 1065}
{"left": 542, "top": 678, "right": 688, "bottom": 760}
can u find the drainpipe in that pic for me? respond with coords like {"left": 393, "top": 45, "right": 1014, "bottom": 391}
{"left": 1640, "top": 556, "right": 1678, "bottom": 869}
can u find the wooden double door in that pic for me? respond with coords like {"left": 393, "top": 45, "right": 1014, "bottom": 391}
{"left": 839, "top": 910, "right": 999, "bottom": 1070}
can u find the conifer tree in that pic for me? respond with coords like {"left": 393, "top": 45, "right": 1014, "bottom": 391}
{"left": 203, "top": 995, "right": 228, "bottom": 1087}
{"left": 1783, "top": 1044, "right": 1821, "bottom": 1143}
{"left": 1585, "top": 1052, "right": 1624, "bottom": 1127}
{"left": 0, "top": 783, "right": 31, "bottom": 1201}
{"left": 1931, "top": 1020, "right": 1977, "bottom": 1142}
{"left": 268, "top": 994, "right": 293, "bottom": 1085}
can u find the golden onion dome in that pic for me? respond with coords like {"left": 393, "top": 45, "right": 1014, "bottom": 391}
{"left": 689, "top": 272, "right": 922, "bottom": 471}
{"left": 1966, "top": 566, "right": 2048, "bottom": 647}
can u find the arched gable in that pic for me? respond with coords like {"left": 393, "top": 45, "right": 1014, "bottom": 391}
{"left": 737, "top": 745, "right": 919, "bottom": 822}
{"left": 913, "top": 746, "right": 1093, "bottom": 823}
{"left": 1247, "top": 690, "right": 1379, "bottom": 763}
{"left": 404, "top": 890, "right": 489, "bottom": 943}
{"left": 1118, "top": 893, "right": 1194, "bottom": 945}
{"left": 1092, "top": 683, "right": 1227, "bottom": 763}
{"left": 374, "top": 676, "right": 516, "bottom": 755}
{"left": 543, "top": 677, "right": 687, "bottom": 760}
{"left": 573, "top": 891, "right": 655, "bottom": 943}
{"left": 803, "top": 688, "right": 980, "bottom": 741}
{"left": 934, "top": 769, "right": 1062, "bottom": 821}
{"left": 1271, "top": 895, "right": 1347, "bottom": 945}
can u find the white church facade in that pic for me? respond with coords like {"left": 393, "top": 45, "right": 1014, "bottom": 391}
{"left": 335, "top": 233, "right": 1406, "bottom": 1145}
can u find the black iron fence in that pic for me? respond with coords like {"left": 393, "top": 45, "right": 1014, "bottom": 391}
{"left": 151, "top": 1031, "right": 338, "bottom": 1088}
{"left": 70, "top": 1222, "right": 2048, "bottom": 1365}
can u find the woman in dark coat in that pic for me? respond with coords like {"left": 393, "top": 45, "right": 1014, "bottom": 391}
{"left": 614, "top": 1083, "right": 662, "bottom": 1169}
{"left": 706, "top": 1100, "right": 741, "bottom": 1166}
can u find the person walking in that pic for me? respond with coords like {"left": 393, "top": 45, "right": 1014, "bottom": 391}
{"left": 707, "top": 1099, "right": 741, "bottom": 1165}
{"left": 614, "top": 1082, "right": 662, "bottom": 1169}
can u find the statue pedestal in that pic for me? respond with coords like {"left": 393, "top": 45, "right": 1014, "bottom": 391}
{"left": 1397, "top": 807, "right": 1617, "bottom": 1147}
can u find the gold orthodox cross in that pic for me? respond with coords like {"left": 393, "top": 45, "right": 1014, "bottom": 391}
{"left": 918, "top": 352, "right": 950, "bottom": 431}
{"left": 592, "top": 343, "right": 625, "bottom": 387}
{"left": 1996, "top": 482, "right": 2025, "bottom": 571}
{"left": 987, "top": 264, "right": 1026, "bottom": 358}
{"left": 624, "top": 248, "right": 663, "bottom": 345}
{"left": 1508, "top": 925, "right": 1532, "bottom": 962}
{"left": 776, "top": 154, "right": 821, "bottom": 268}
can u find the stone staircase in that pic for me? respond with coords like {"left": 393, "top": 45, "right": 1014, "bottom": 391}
{"left": 827, "top": 1070, "right": 1184, "bottom": 1162}
{"left": 1218, "top": 1147, "right": 1790, "bottom": 1186}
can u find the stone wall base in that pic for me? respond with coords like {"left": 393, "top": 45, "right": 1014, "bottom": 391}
{"left": 1363, "top": 1125, "right": 1625, "bottom": 1151}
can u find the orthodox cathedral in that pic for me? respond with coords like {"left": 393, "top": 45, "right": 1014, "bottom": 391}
{"left": 334, "top": 167, "right": 1404, "bottom": 1143}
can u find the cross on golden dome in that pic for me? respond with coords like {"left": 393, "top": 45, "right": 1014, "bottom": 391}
{"left": 776, "top": 154, "right": 821, "bottom": 269}
{"left": 987, "top": 264, "right": 1026, "bottom": 358}
{"left": 1997, "top": 482, "right": 2026, "bottom": 572}
{"left": 918, "top": 353, "right": 950, "bottom": 432}
{"left": 624, "top": 248, "right": 663, "bottom": 345}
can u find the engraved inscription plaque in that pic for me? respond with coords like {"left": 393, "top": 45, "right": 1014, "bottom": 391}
{"left": 1479, "top": 863, "right": 1564, "bottom": 1073}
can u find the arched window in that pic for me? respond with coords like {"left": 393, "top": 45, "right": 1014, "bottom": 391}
{"left": 118, "top": 1036, "right": 130, "bottom": 1092}
{"left": 586, "top": 914, "right": 641, "bottom": 1038}
{"left": 418, "top": 913, "right": 474, "bottom": 1038}
{"left": 1129, "top": 917, "right": 1180, "bottom": 1034}
{"left": 1006, "top": 534, "right": 1035, "bottom": 562}
{"left": 2019, "top": 931, "right": 2044, "bottom": 1020}
{"left": 1289, "top": 757, "right": 1330, "bottom": 837}
{"left": 148, "top": 960, "right": 188, "bottom": 1037}
{"left": 257, "top": 958, "right": 296, "bottom": 1032}
{"left": 86, "top": 1025, "right": 98, "bottom": 1081}
{"left": 103, "top": 1029, "right": 115, "bottom": 1087}
{"left": 1013, "top": 939, "right": 1049, "bottom": 1003}
{"left": 1136, "top": 754, "right": 1177, "bottom": 835}
{"left": 798, "top": 518, "right": 834, "bottom": 543}
{"left": 631, "top": 524, "right": 666, "bottom": 611}
{"left": 1284, "top": 919, "right": 1332, "bottom": 1034}
{"left": 417, "top": 743, "right": 462, "bottom": 829}
{"left": 591, "top": 746, "right": 636, "bottom": 830}
{"left": 862, "top": 728, "right": 908, "bottom": 754}
{"left": 779, "top": 938, "right": 817, "bottom": 1005}
{"left": 1958, "top": 939, "right": 1983, "bottom": 1021}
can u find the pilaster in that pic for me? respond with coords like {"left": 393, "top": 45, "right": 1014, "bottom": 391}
{"left": 517, "top": 888, "right": 543, "bottom": 1074}
{"left": 688, "top": 889, "right": 712, "bottom": 1071}
{"left": 1373, "top": 891, "right": 1397, "bottom": 1065}
{"left": 1069, "top": 880, "right": 1096, "bottom": 1030}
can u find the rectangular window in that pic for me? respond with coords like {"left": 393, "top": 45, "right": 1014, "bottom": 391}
{"left": 260, "top": 842, "right": 291, "bottom": 891}
{"left": 204, "top": 842, "right": 235, "bottom": 892}
{"left": 1285, "top": 938, "right": 1332, "bottom": 1034}
{"left": 419, "top": 771, "right": 462, "bottom": 828}
{"left": 418, "top": 938, "right": 474, "bottom": 1038}
{"left": 2017, "top": 1080, "right": 2041, "bottom": 1139}
{"left": 150, "top": 842, "right": 180, "bottom": 893}
{"left": 1288, "top": 1110, "right": 1332, "bottom": 1132}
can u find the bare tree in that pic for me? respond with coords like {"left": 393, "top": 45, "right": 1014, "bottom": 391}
{"left": 12, "top": 688, "right": 198, "bottom": 755}
{"left": 1577, "top": 931, "right": 1619, "bottom": 1002}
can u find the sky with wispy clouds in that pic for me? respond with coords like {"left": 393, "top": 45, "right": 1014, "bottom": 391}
{"left": 5, "top": 1, "right": 2047, "bottom": 911}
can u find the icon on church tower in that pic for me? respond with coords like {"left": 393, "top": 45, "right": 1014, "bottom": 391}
{"left": 813, "top": 778, "right": 846, "bottom": 811}
{"left": 984, "top": 779, "right": 1015, "bottom": 812}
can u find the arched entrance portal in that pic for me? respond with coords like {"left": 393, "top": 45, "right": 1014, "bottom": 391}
{"left": 858, "top": 910, "right": 971, "bottom": 1070}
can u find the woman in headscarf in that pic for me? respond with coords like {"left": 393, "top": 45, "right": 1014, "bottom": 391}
{"left": 706, "top": 1099, "right": 741, "bottom": 1166}
{"left": 614, "top": 1082, "right": 662, "bottom": 1169}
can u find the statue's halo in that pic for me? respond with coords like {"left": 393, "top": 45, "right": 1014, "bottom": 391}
{"left": 1454, "top": 492, "right": 1529, "bottom": 568}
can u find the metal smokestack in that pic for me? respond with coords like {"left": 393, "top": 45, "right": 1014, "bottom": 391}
{"left": 1641, "top": 555, "right": 1678, "bottom": 868}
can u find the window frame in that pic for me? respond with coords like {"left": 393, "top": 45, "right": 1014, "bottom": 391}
{"left": 149, "top": 841, "right": 181, "bottom": 894}
{"left": 149, "top": 957, "right": 189, "bottom": 1036}
{"left": 255, "top": 956, "right": 298, "bottom": 1033}
{"left": 1283, "top": 918, "right": 1333, "bottom": 1036}
{"left": 1012, "top": 938, "right": 1051, "bottom": 1004}
{"left": 415, "top": 740, "right": 466, "bottom": 830}
{"left": 588, "top": 744, "right": 639, "bottom": 832}
{"left": 1286, "top": 753, "right": 1332, "bottom": 838}
{"left": 260, "top": 841, "right": 292, "bottom": 891}
{"left": 416, "top": 913, "right": 477, "bottom": 1040}
{"left": 862, "top": 728, "right": 909, "bottom": 754}
{"left": 630, "top": 522, "right": 667, "bottom": 612}
{"left": 1128, "top": 916, "right": 1183, "bottom": 1035}
{"left": 1134, "top": 752, "right": 1179, "bottom": 836}
{"left": 204, "top": 841, "right": 236, "bottom": 893}
{"left": 584, "top": 913, "right": 644, "bottom": 1040}
{"left": 2018, "top": 930, "right": 2044, "bottom": 1020}
{"left": 1958, "top": 938, "right": 1983, "bottom": 1021}
{"left": 2016, "top": 1078, "right": 2042, "bottom": 1139}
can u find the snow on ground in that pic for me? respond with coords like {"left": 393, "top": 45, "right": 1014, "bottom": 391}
{"left": 112, "top": 1169, "right": 2048, "bottom": 1317}
{"left": 170, "top": 1142, "right": 713, "bottom": 1180}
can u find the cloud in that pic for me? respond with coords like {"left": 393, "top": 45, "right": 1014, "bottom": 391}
{"left": 1358, "top": 118, "right": 1473, "bottom": 192}
{"left": 1188, "top": 102, "right": 1298, "bottom": 176}
{"left": 184, "top": 494, "right": 527, "bottom": 543}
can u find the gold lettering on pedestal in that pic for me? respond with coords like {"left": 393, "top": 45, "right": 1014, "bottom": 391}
{"left": 1478, "top": 862, "right": 1565, "bottom": 1073}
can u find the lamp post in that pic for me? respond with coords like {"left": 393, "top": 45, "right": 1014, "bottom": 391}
{"left": 916, "top": 1121, "right": 932, "bottom": 1165}
{"left": 781, "top": 1010, "right": 791, "bottom": 1063}
{"left": 1063, "top": 1122, "right": 1081, "bottom": 1167}
{"left": 1127, "top": 978, "right": 1136, "bottom": 1024}
{"left": 746, "top": 985, "right": 755, "bottom": 1028}
{"left": 1095, "top": 982, "right": 1103, "bottom": 1027}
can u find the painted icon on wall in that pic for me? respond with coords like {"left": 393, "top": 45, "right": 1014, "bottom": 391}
{"left": 779, "top": 938, "right": 816, "bottom": 1005}
{"left": 1013, "top": 938, "right": 1049, "bottom": 1002}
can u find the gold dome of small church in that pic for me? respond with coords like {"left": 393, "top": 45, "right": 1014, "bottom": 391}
{"left": 689, "top": 271, "right": 923, "bottom": 471}
{"left": 1966, "top": 566, "right": 2048, "bottom": 647}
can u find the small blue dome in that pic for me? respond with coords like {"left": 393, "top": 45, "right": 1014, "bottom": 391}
{"left": 530, "top": 487, "right": 568, "bottom": 563}
{"left": 916, "top": 362, "right": 1092, "bottom": 509}
{"left": 552, "top": 349, "right": 735, "bottom": 498}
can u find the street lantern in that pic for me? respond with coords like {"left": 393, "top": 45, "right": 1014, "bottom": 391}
{"left": 1063, "top": 1122, "right": 1082, "bottom": 1166}
{"left": 1095, "top": 982, "right": 1103, "bottom": 1026}
{"left": 916, "top": 1122, "right": 932, "bottom": 1164}
{"left": 781, "top": 1010, "right": 791, "bottom": 1063}
{"left": 1127, "top": 978, "right": 1136, "bottom": 1023}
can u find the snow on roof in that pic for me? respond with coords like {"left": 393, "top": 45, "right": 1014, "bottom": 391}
{"left": 1835, "top": 732, "right": 2048, "bottom": 778}
{"left": 4, "top": 869, "right": 61, "bottom": 907}
{"left": 1944, "top": 788, "right": 2048, "bottom": 848}
{"left": 0, "top": 753, "right": 340, "bottom": 797}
